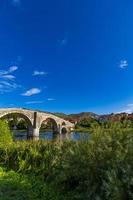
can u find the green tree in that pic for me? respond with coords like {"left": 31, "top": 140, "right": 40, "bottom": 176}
{"left": 77, "top": 117, "right": 100, "bottom": 129}
{"left": 17, "top": 119, "right": 27, "bottom": 130}
{"left": 0, "top": 120, "right": 13, "bottom": 144}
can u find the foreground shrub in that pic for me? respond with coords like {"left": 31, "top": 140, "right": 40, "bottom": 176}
{"left": 0, "top": 120, "right": 13, "bottom": 144}
{"left": 0, "top": 167, "right": 57, "bottom": 200}
{"left": 49, "top": 129, "right": 133, "bottom": 199}
{"left": 0, "top": 167, "right": 36, "bottom": 200}
{"left": 0, "top": 127, "right": 133, "bottom": 199}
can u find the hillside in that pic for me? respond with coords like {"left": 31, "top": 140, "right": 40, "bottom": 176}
{"left": 54, "top": 112, "right": 99, "bottom": 121}
{"left": 54, "top": 112, "right": 133, "bottom": 123}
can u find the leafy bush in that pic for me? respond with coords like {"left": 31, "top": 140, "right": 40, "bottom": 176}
{"left": 76, "top": 118, "right": 100, "bottom": 129}
{"left": 0, "top": 127, "right": 133, "bottom": 199}
{"left": 0, "top": 167, "right": 36, "bottom": 200}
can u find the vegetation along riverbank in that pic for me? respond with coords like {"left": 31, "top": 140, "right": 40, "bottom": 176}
{"left": 0, "top": 119, "right": 133, "bottom": 199}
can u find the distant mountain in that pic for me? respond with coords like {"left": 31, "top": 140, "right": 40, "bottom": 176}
{"left": 23, "top": 108, "right": 133, "bottom": 123}
{"left": 54, "top": 112, "right": 133, "bottom": 123}
{"left": 54, "top": 112, "right": 99, "bottom": 121}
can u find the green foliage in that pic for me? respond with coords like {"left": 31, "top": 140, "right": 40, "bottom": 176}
{"left": 0, "top": 167, "right": 36, "bottom": 200}
{"left": 0, "top": 120, "right": 13, "bottom": 144}
{"left": 40, "top": 120, "right": 53, "bottom": 130}
{"left": 100, "top": 120, "right": 133, "bottom": 129}
{"left": 17, "top": 119, "right": 27, "bottom": 130}
{"left": 76, "top": 117, "right": 100, "bottom": 131}
{"left": 0, "top": 127, "right": 133, "bottom": 199}
{"left": 75, "top": 115, "right": 133, "bottom": 132}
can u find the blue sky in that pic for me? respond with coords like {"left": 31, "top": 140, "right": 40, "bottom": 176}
{"left": 0, "top": 0, "right": 133, "bottom": 114}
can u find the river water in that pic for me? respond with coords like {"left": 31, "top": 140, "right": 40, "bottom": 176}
{"left": 13, "top": 131, "right": 90, "bottom": 141}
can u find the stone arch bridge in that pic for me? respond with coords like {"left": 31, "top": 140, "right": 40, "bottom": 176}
{"left": 0, "top": 108, "right": 74, "bottom": 138}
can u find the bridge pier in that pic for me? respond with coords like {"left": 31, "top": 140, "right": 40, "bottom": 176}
{"left": 33, "top": 127, "right": 40, "bottom": 138}
{"left": 58, "top": 124, "right": 62, "bottom": 134}
{"left": 32, "top": 112, "right": 40, "bottom": 138}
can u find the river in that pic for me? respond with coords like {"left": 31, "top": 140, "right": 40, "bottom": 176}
{"left": 13, "top": 131, "right": 90, "bottom": 141}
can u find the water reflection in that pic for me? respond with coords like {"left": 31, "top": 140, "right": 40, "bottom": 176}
{"left": 13, "top": 131, "right": 90, "bottom": 141}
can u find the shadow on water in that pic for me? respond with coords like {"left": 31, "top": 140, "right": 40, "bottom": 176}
{"left": 13, "top": 131, "right": 91, "bottom": 141}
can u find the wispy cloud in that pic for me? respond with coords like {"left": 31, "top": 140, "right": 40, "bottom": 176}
{"left": 11, "top": 0, "right": 21, "bottom": 7}
{"left": 127, "top": 103, "right": 133, "bottom": 107}
{"left": 0, "top": 81, "right": 20, "bottom": 93}
{"left": 47, "top": 98, "right": 55, "bottom": 101}
{"left": 119, "top": 60, "right": 128, "bottom": 69}
{"left": 26, "top": 101, "right": 43, "bottom": 104}
{"left": 9, "top": 66, "right": 18, "bottom": 72}
{"left": 33, "top": 70, "right": 48, "bottom": 76}
{"left": 0, "top": 66, "right": 19, "bottom": 93}
{"left": 118, "top": 103, "right": 133, "bottom": 114}
{"left": 22, "top": 88, "right": 41, "bottom": 96}
{"left": 0, "top": 81, "right": 19, "bottom": 88}
{"left": 0, "top": 66, "right": 18, "bottom": 77}
{"left": 1, "top": 75, "right": 15, "bottom": 80}
{"left": 119, "top": 109, "right": 132, "bottom": 114}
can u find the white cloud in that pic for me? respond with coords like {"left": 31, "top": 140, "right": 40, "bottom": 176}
{"left": 0, "top": 81, "right": 19, "bottom": 88}
{"left": 47, "top": 98, "right": 55, "bottom": 101}
{"left": 9, "top": 66, "right": 18, "bottom": 72}
{"left": 0, "top": 66, "right": 19, "bottom": 93}
{"left": 118, "top": 103, "right": 133, "bottom": 114}
{"left": 2, "top": 75, "right": 15, "bottom": 80}
{"left": 0, "top": 81, "right": 20, "bottom": 93}
{"left": 33, "top": 70, "right": 48, "bottom": 76}
{"left": 118, "top": 109, "right": 132, "bottom": 114}
{"left": 26, "top": 101, "right": 43, "bottom": 104}
{"left": 119, "top": 60, "right": 128, "bottom": 69}
{"left": 0, "top": 70, "right": 7, "bottom": 76}
{"left": 22, "top": 88, "right": 41, "bottom": 96}
{"left": 0, "top": 66, "right": 18, "bottom": 76}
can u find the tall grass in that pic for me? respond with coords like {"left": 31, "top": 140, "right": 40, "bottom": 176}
{"left": 0, "top": 121, "right": 133, "bottom": 199}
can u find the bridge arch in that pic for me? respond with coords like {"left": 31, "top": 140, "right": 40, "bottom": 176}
{"left": 0, "top": 112, "right": 33, "bottom": 138}
{"left": 39, "top": 117, "right": 59, "bottom": 134}
{"left": 61, "top": 127, "right": 67, "bottom": 134}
